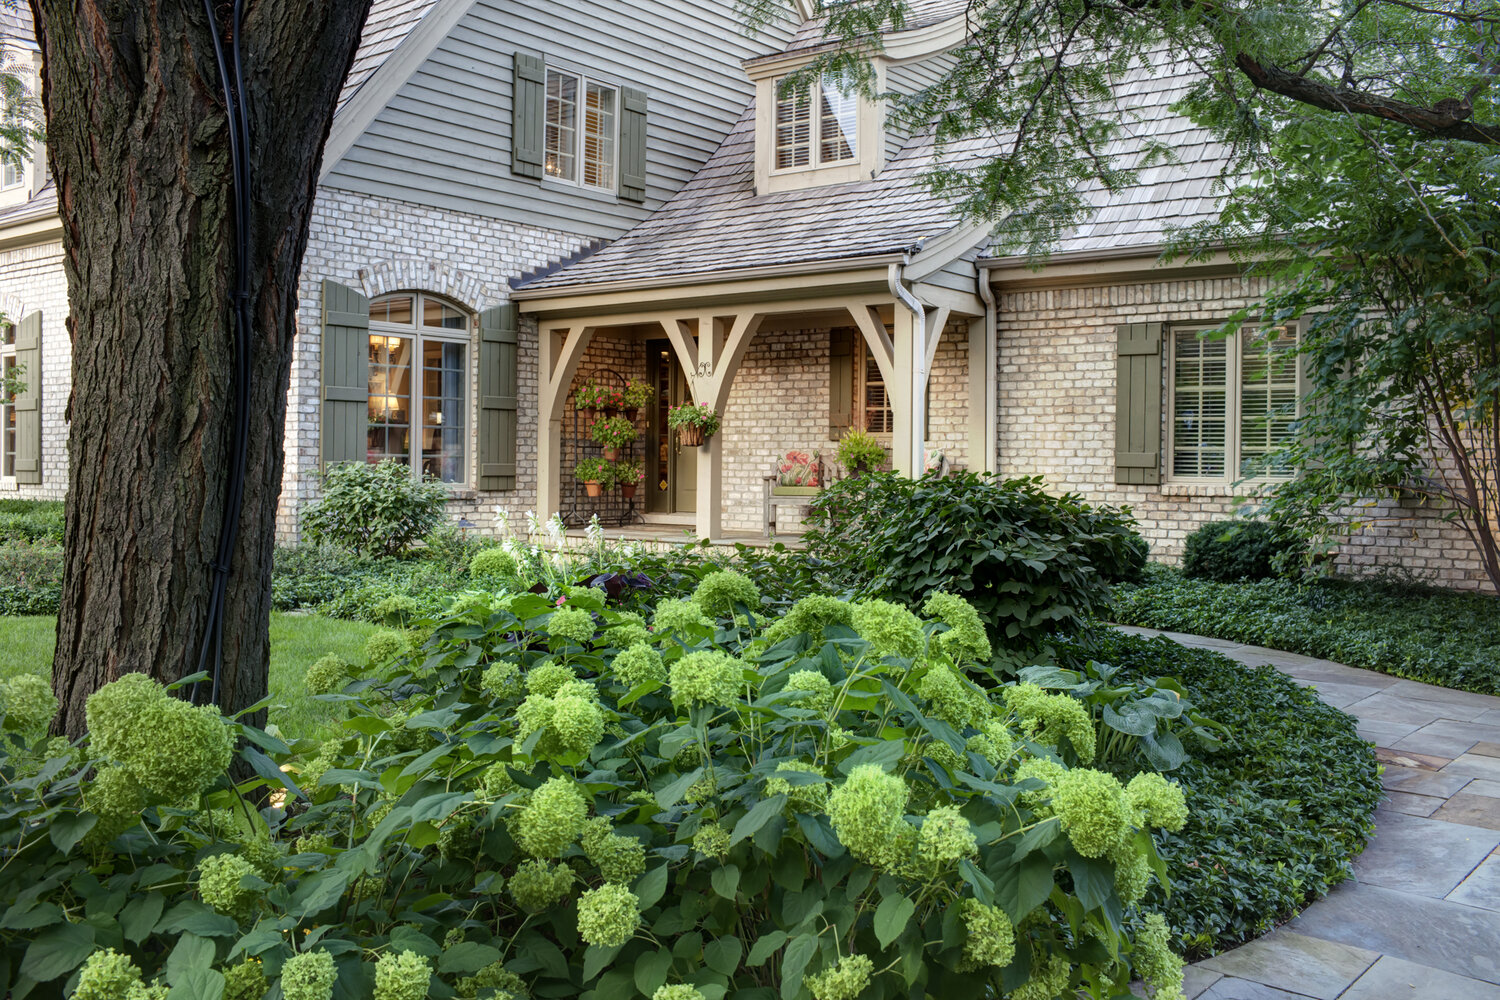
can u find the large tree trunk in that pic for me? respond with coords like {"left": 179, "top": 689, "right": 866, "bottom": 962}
{"left": 33, "top": 0, "right": 371, "bottom": 735}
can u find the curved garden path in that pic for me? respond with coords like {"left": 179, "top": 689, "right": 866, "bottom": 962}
{"left": 1117, "top": 626, "right": 1500, "bottom": 1000}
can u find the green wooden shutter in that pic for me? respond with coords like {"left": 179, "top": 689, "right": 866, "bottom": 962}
{"left": 321, "top": 280, "right": 369, "bottom": 469}
{"left": 12, "top": 311, "right": 41, "bottom": 485}
{"left": 512, "top": 53, "right": 546, "bottom": 180}
{"left": 478, "top": 303, "right": 519, "bottom": 491}
{"left": 1115, "top": 322, "right": 1162, "bottom": 485}
{"left": 829, "top": 328, "right": 854, "bottom": 437}
{"left": 620, "top": 86, "right": 648, "bottom": 202}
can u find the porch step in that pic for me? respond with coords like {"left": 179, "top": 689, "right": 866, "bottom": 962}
{"left": 638, "top": 512, "right": 695, "bottom": 526}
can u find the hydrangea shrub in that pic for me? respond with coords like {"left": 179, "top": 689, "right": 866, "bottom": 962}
{"left": 0, "top": 589, "right": 1189, "bottom": 1000}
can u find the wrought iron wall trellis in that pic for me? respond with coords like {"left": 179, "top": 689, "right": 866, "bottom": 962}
{"left": 563, "top": 366, "right": 643, "bottom": 528}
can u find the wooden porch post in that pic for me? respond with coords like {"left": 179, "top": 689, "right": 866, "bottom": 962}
{"left": 537, "top": 323, "right": 595, "bottom": 519}
{"left": 695, "top": 314, "right": 725, "bottom": 540}
{"left": 890, "top": 305, "right": 920, "bottom": 476}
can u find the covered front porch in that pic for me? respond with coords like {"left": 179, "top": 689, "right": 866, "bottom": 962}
{"left": 516, "top": 264, "right": 996, "bottom": 540}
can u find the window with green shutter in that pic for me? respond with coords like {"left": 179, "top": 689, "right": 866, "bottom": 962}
{"left": 321, "top": 280, "right": 370, "bottom": 469}
{"left": 620, "top": 86, "right": 647, "bottom": 202}
{"left": 1115, "top": 323, "right": 1163, "bottom": 485}
{"left": 10, "top": 311, "right": 41, "bottom": 485}
{"left": 513, "top": 52, "right": 546, "bottom": 179}
{"left": 478, "top": 303, "right": 519, "bottom": 491}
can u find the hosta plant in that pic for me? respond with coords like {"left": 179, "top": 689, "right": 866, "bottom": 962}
{"left": 0, "top": 582, "right": 1190, "bottom": 1000}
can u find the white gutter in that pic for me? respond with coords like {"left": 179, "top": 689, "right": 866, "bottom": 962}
{"left": 888, "top": 261, "right": 926, "bottom": 475}
{"left": 976, "top": 261, "right": 998, "bottom": 474}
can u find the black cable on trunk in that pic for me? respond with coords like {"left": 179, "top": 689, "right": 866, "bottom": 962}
{"left": 194, "top": 0, "right": 253, "bottom": 707}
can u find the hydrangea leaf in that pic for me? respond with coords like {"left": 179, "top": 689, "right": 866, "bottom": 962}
{"left": 779, "top": 932, "right": 818, "bottom": 1000}
{"left": 730, "top": 794, "right": 786, "bottom": 846}
{"left": 632, "top": 947, "right": 673, "bottom": 996}
{"left": 19, "top": 920, "right": 94, "bottom": 983}
{"left": 874, "top": 894, "right": 915, "bottom": 950}
{"left": 710, "top": 864, "right": 740, "bottom": 901}
{"left": 633, "top": 865, "right": 669, "bottom": 911}
{"left": 436, "top": 942, "right": 503, "bottom": 975}
{"left": 745, "top": 931, "right": 788, "bottom": 967}
{"left": 704, "top": 936, "right": 742, "bottom": 977}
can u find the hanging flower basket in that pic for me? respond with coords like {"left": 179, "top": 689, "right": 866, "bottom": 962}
{"left": 667, "top": 403, "right": 719, "bottom": 447}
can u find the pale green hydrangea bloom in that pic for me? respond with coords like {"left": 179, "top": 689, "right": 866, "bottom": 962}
{"left": 607, "top": 622, "right": 652, "bottom": 648}
{"left": 199, "top": 853, "right": 259, "bottom": 918}
{"left": 509, "top": 859, "right": 574, "bottom": 912}
{"left": 651, "top": 598, "right": 712, "bottom": 635}
{"left": 827, "top": 764, "right": 912, "bottom": 871}
{"left": 373, "top": 594, "right": 423, "bottom": 623}
{"left": 298, "top": 739, "right": 344, "bottom": 791}
{"left": 373, "top": 950, "right": 431, "bottom": 1000}
{"left": 850, "top": 599, "right": 924, "bottom": 659}
{"left": 923, "top": 739, "right": 965, "bottom": 774}
{"left": 456, "top": 962, "right": 529, "bottom": 999}
{"left": 515, "top": 689, "right": 604, "bottom": 760}
{"left": 449, "top": 592, "right": 496, "bottom": 625}
{"left": 294, "top": 833, "right": 335, "bottom": 855}
{"left": 1011, "top": 955, "right": 1072, "bottom": 1000}
{"left": 762, "top": 594, "right": 853, "bottom": 644}
{"left": 1051, "top": 768, "right": 1131, "bottom": 858}
{"left": 765, "top": 760, "right": 828, "bottom": 812}
{"left": 916, "top": 805, "right": 977, "bottom": 868}
{"left": 478, "top": 761, "right": 519, "bottom": 801}
{"left": 470, "top": 547, "right": 520, "bottom": 580}
{"left": 922, "top": 591, "right": 992, "bottom": 664}
{"left": 959, "top": 898, "right": 1016, "bottom": 969}
{"left": 84, "top": 765, "right": 145, "bottom": 844}
{"left": 513, "top": 777, "right": 587, "bottom": 857}
{"left": 966, "top": 718, "right": 1016, "bottom": 766}
{"left": 1110, "top": 838, "right": 1152, "bottom": 902}
{"left": 563, "top": 585, "right": 607, "bottom": 611}
{"left": 1005, "top": 683, "right": 1098, "bottom": 763}
{"left": 653, "top": 987, "right": 707, "bottom": 1000}
{"left": 612, "top": 643, "right": 666, "bottom": 689}
{"left": 692, "top": 823, "right": 731, "bottom": 859}
{"left": 546, "top": 606, "right": 597, "bottom": 648}
{"left": 85, "top": 673, "right": 233, "bottom": 802}
{"left": 804, "top": 953, "right": 873, "bottom": 1000}
{"left": 73, "top": 950, "right": 152, "bottom": 1000}
{"left": 1012, "top": 756, "right": 1067, "bottom": 812}
{"left": 1134, "top": 912, "right": 1186, "bottom": 1000}
{"left": 784, "top": 669, "right": 834, "bottom": 711}
{"left": 280, "top": 950, "right": 338, "bottom": 1000}
{"left": 690, "top": 569, "right": 761, "bottom": 619}
{"left": 580, "top": 816, "right": 647, "bottom": 884}
{"left": 1126, "top": 772, "right": 1189, "bottom": 832}
{"left": 576, "top": 882, "right": 641, "bottom": 947}
{"left": 223, "top": 959, "right": 267, "bottom": 1000}
{"left": 481, "top": 661, "right": 522, "bottom": 700}
{"left": 668, "top": 650, "right": 743, "bottom": 707}
{"left": 916, "top": 665, "right": 991, "bottom": 730}
{"left": 365, "top": 629, "right": 409, "bottom": 666}
{"left": 305, "top": 654, "right": 351, "bottom": 697}
{"left": 0, "top": 674, "right": 57, "bottom": 735}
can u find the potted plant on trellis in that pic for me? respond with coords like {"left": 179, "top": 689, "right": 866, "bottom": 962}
{"left": 620, "top": 379, "right": 655, "bottom": 422}
{"left": 575, "top": 457, "right": 614, "bottom": 498}
{"left": 574, "top": 381, "right": 604, "bottom": 421}
{"left": 837, "top": 429, "right": 887, "bottom": 477}
{"left": 617, "top": 459, "right": 645, "bottom": 499}
{"left": 667, "top": 402, "right": 720, "bottom": 447}
{"left": 590, "top": 414, "right": 638, "bottom": 461}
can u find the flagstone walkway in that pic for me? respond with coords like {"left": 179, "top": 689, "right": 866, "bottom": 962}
{"left": 1116, "top": 627, "right": 1500, "bottom": 1000}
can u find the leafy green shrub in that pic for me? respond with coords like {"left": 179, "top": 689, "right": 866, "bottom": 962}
{"left": 0, "top": 500, "right": 64, "bottom": 544}
{"left": 806, "top": 472, "right": 1146, "bottom": 649}
{"left": 0, "top": 592, "right": 1194, "bottom": 999}
{"left": 1112, "top": 566, "right": 1500, "bottom": 693}
{"left": 1182, "top": 520, "right": 1304, "bottom": 582}
{"left": 834, "top": 429, "right": 887, "bottom": 474}
{"left": 302, "top": 459, "right": 448, "bottom": 557}
{"left": 1073, "top": 631, "right": 1381, "bottom": 955}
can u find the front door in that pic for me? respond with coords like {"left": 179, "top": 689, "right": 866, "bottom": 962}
{"left": 646, "top": 340, "right": 696, "bottom": 514}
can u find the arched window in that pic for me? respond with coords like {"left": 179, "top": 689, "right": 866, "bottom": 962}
{"left": 366, "top": 292, "right": 472, "bottom": 484}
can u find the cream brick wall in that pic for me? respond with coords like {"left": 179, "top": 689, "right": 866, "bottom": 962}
{"left": 0, "top": 239, "right": 70, "bottom": 500}
{"left": 996, "top": 277, "right": 1493, "bottom": 591}
{"left": 281, "top": 187, "right": 590, "bottom": 541}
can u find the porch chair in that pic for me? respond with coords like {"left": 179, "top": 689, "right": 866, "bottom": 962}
{"left": 763, "top": 450, "right": 826, "bottom": 537}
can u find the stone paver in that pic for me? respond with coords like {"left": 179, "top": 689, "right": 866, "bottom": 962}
{"left": 1117, "top": 627, "right": 1500, "bottom": 998}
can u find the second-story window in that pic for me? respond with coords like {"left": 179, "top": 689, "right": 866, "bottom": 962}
{"left": 1, "top": 159, "right": 20, "bottom": 190}
{"left": 545, "top": 68, "right": 617, "bottom": 191}
{"left": 775, "top": 75, "right": 858, "bottom": 171}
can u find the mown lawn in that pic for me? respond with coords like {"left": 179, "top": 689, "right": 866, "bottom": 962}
{"left": 0, "top": 613, "right": 380, "bottom": 739}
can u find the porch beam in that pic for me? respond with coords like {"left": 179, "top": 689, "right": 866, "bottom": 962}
{"left": 538, "top": 323, "right": 595, "bottom": 521}
{"left": 921, "top": 304, "right": 952, "bottom": 388}
{"left": 655, "top": 316, "right": 700, "bottom": 398}
{"left": 849, "top": 304, "right": 896, "bottom": 392}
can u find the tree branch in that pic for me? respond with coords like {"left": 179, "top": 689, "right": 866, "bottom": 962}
{"left": 1234, "top": 53, "right": 1500, "bottom": 144}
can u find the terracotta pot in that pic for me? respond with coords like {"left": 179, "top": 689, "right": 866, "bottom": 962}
{"left": 581, "top": 406, "right": 597, "bottom": 422}
{"left": 584, "top": 480, "right": 603, "bottom": 498}
{"left": 603, "top": 446, "right": 619, "bottom": 461}
{"left": 624, "top": 407, "right": 639, "bottom": 422}
{"left": 621, "top": 484, "right": 638, "bottom": 499}
{"left": 603, "top": 406, "right": 620, "bottom": 418}
{"left": 678, "top": 424, "right": 704, "bottom": 447}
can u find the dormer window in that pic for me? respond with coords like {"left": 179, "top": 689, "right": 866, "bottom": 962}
{"left": 0, "top": 160, "right": 20, "bottom": 191}
{"left": 774, "top": 76, "right": 858, "bottom": 171}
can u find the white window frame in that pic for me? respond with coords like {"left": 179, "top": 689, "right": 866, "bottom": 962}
{"left": 0, "top": 159, "right": 21, "bottom": 191}
{"left": 772, "top": 74, "right": 860, "bottom": 175}
{"left": 855, "top": 339, "right": 893, "bottom": 439}
{"left": 367, "top": 292, "right": 474, "bottom": 487}
{"left": 543, "top": 65, "right": 620, "bottom": 194}
{"left": 1166, "top": 321, "right": 1304, "bottom": 485}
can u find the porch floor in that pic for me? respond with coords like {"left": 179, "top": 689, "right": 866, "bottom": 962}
{"left": 559, "top": 524, "right": 805, "bottom": 550}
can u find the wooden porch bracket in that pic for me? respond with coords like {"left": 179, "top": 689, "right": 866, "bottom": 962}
{"left": 538, "top": 323, "right": 595, "bottom": 520}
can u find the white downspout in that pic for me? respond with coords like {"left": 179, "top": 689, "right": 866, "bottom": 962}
{"left": 976, "top": 264, "right": 998, "bottom": 474}
{"left": 889, "top": 262, "right": 926, "bottom": 475}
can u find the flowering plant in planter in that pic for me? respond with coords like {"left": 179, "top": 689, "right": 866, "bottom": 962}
{"left": 620, "top": 379, "right": 656, "bottom": 411}
{"left": 616, "top": 459, "right": 645, "bottom": 498}
{"left": 574, "top": 456, "right": 615, "bottom": 496}
{"left": 837, "top": 428, "right": 887, "bottom": 476}
{"left": 666, "top": 402, "right": 719, "bottom": 445}
{"left": 575, "top": 382, "right": 625, "bottom": 413}
{"left": 589, "top": 415, "right": 638, "bottom": 459}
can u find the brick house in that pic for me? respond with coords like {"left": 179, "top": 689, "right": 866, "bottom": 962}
{"left": 0, "top": 2, "right": 1486, "bottom": 588}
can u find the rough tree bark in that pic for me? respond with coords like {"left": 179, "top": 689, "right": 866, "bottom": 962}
{"left": 32, "top": 0, "right": 372, "bottom": 735}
